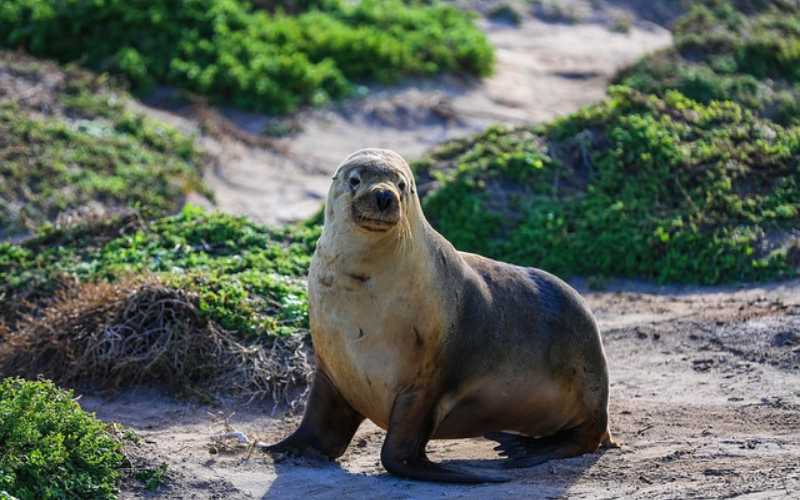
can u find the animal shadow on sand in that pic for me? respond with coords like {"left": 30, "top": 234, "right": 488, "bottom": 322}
{"left": 262, "top": 437, "right": 608, "bottom": 499}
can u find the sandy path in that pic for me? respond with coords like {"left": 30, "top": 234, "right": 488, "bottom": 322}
{"left": 133, "top": 14, "right": 671, "bottom": 226}
{"left": 81, "top": 280, "right": 800, "bottom": 499}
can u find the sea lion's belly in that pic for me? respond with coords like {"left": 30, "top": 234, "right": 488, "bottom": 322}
{"left": 432, "top": 370, "right": 586, "bottom": 439}
{"left": 309, "top": 270, "right": 441, "bottom": 429}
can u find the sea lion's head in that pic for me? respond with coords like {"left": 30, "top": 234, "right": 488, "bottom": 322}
{"left": 326, "top": 149, "right": 419, "bottom": 236}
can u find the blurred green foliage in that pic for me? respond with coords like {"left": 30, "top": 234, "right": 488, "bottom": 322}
{"left": 0, "top": 102, "right": 206, "bottom": 238}
{"left": 0, "top": 0, "right": 493, "bottom": 113}
{"left": 417, "top": 85, "right": 799, "bottom": 283}
{"left": 617, "top": 0, "right": 800, "bottom": 126}
{"left": 0, "top": 56, "right": 208, "bottom": 238}
{"left": 414, "top": 0, "right": 800, "bottom": 285}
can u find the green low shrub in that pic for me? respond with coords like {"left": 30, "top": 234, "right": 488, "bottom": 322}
{"left": 0, "top": 206, "right": 318, "bottom": 338}
{"left": 0, "top": 208, "right": 315, "bottom": 399}
{"left": 0, "top": 378, "right": 123, "bottom": 500}
{"left": 616, "top": 0, "right": 800, "bottom": 126}
{"left": 0, "top": 52, "right": 208, "bottom": 238}
{"left": 0, "top": 103, "right": 206, "bottom": 238}
{"left": 415, "top": 87, "right": 800, "bottom": 284}
{"left": 0, "top": 0, "right": 493, "bottom": 113}
{"left": 412, "top": 1, "right": 799, "bottom": 284}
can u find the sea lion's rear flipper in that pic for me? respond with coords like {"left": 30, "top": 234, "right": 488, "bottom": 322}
{"left": 484, "top": 431, "right": 562, "bottom": 468}
{"left": 261, "top": 369, "right": 364, "bottom": 459}
{"left": 382, "top": 391, "right": 509, "bottom": 483}
{"left": 486, "top": 424, "right": 610, "bottom": 469}
{"left": 484, "top": 431, "right": 550, "bottom": 460}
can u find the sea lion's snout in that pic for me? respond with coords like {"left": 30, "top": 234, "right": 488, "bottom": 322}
{"left": 375, "top": 189, "right": 394, "bottom": 212}
{"left": 351, "top": 183, "right": 401, "bottom": 232}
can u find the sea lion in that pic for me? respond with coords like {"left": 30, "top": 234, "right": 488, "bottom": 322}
{"left": 264, "top": 148, "right": 615, "bottom": 483}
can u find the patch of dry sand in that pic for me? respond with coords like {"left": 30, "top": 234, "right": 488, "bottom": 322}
{"left": 81, "top": 280, "right": 800, "bottom": 499}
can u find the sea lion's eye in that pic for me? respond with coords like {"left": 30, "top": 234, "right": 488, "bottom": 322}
{"left": 398, "top": 181, "right": 406, "bottom": 192}
{"left": 349, "top": 176, "right": 361, "bottom": 188}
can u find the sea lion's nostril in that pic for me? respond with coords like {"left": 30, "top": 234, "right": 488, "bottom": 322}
{"left": 375, "top": 190, "right": 393, "bottom": 212}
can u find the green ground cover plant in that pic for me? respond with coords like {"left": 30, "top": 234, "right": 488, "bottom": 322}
{"left": 413, "top": 0, "right": 800, "bottom": 284}
{"left": 134, "top": 464, "right": 169, "bottom": 493}
{"left": 0, "top": 207, "right": 316, "bottom": 399}
{"left": 0, "top": 52, "right": 208, "bottom": 239}
{"left": 0, "top": 206, "right": 317, "bottom": 337}
{"left": 616, "top": 0, "right": 800, "bottom": 126}
{"left": 0, "top": 0, "right": 493, "bottom": 114}
{"left": 0, "top": 103, "right": 205, "bottom": 238}
{"left": 0, "top": 378, "right": 123, "bottom": 500}
{"left": 415, "top": 87, "right": 800, "bottom": 284}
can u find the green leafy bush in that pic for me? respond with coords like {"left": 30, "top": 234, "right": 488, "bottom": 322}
{"left": 0, "top": 52, "right": 208, "bottom": 238}
{"left": 0, "top": 0, "right": 493, "bottom": 113}
{"left": 135, "top": 463, "right": 168, "bottom": 493}
{"left": 0, "top": 206, "right": 318, "bottom": 338}
{"left": 0, "top": 103, "right": 205, "bottom": 238}
{"left": 616, "top": 0, "right": 800, "bottom": 126}
{"left": 415, "top": 87, "right": 800, "bottom": 284}
{"left": 412, "top": 1, "right": 800, "bottom": 284}
{"left": 0, "top": 378, "right": 123, "bottom": 500}
{"left": 0, "top": 208, "right": 315, "bottom": 399}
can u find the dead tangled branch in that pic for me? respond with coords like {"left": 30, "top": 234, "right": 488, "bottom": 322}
{"left": 0, "top": 277, "right": 312, "bottom": 405}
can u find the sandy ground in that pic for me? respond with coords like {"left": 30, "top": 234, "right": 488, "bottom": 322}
{"left": 131, "top": 12, "right": 671, "bottom": 226}
{"left": 80, "top": 279, "right": 800, "bottom": 499}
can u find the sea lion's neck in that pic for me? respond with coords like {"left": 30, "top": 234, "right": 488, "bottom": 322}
{"left": 316, "top": 215, "right": 429, "bottom": 276}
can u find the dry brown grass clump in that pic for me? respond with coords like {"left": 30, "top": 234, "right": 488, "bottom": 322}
{"left": 0, "top": 277, "right": 312, "bottom": 404}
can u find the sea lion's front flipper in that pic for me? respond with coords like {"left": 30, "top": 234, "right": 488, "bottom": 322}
{"left": 381, "top": 391, "right": 509, "bottom": 483}
{"left": 262, "top": 369, "right": 363, "bottom": 459}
